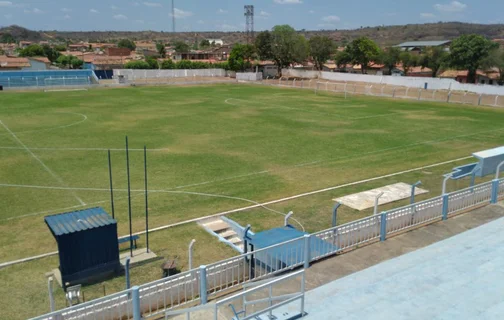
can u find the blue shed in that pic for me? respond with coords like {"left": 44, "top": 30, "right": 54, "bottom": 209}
{"left": 45, "top": 207, "right": 121, "bottom": 288}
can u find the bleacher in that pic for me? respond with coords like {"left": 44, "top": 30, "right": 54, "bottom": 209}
{"left": 0, "top": 70, "right": 98, "bottom": 88}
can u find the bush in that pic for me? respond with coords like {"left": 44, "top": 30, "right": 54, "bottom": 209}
{"left": 124, "top": 60, "right": 151, "bottom": 69}
{"left": 161, "top": 59, "right": 175, "bottom": 69}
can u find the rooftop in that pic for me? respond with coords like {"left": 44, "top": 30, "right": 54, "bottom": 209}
{"left": 44, "top": 207, "right": 116, "bottom": 236}
{"left": 396, "top": 40, "right": 451, "bottom": 47}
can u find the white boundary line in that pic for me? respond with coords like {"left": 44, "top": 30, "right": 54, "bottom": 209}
{"left": 0, "top": 112, "right": 88, "bottom": 136}
{"left": 0, "top": 120, "right": 86, "bottom": 206}
{"left": 0, "top": 146, "right": 170, "bottom": 152}
{"left": 0, "top": 155, "right": 473, "bottom": 267}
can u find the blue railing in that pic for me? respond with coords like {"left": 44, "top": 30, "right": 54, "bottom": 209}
{"left": 0, "top": 70, "right": 97, "bottom": 88}
{"left": 31, "top": 177, "right": 504, "bottom": 320}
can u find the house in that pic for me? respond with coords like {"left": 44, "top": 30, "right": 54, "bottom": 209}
{"left": 0, "top": 56, "right": 31, "bottom": 70}
{"left": 134, "top": 41, "right": 157, "bottom": 52}
{"left": 84, "top": 55, "right": 132, "bottom": 71}
{"left": 439, "top": 69, "right": 501, "bottom": 85}
{"left": 25, "top": 57, "right": 51, "bottom": 70}
{"left": 18, "top": 41, "right": 33, "bottom": 49}
{"left": 352, "top": 62, "right": 386, "bottom": 75}
{"left": 212, "top": 45, "right": 232, "bottom": 61}
{"left": 68, "top": 43, "right": 90, "bottom": 52}
{"left": 105, "top": 47, "right": 132, "bottom": 57}
{"left": 255, "top": 60, "right": 277, "bottom": 78}
{"left": 395, "top": 40, "right": 451, "bottom": 54}
{"left": 394, "top": 65, "right": 433, "bottom": 77}
{"left": 0, "top": 43, "right": 16, "bottom": 55}
{"left": 206, "top": 39, "right": 224, "bottom": 46}
{"left": 172, "top": 50, "right": 217, "bottom": 61}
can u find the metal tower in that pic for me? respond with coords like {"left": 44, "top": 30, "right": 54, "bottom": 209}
{"left": 172, "top": 0, "right": 176, "bottom": 33}
{"left": 244, "top": 5, "right": 254, "bottom": 43}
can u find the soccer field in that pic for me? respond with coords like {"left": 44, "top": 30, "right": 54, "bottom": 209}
{"left": 1, "top": 83, "right": 504, "bottom": 263}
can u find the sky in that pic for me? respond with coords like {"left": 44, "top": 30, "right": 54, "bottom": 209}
{"left": 0, "top": 0, "right": 503, "bottom": 32}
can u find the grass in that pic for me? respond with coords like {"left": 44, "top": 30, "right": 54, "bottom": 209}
{"left": 1, "top": 83, "right": 504, "bottom": 319}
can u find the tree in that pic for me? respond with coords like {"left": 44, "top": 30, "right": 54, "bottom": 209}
{"left": 42, "top": 44, "right": 60, "bottom": 63}
{"left": 255, "top": 31, "right": 273, "bottom": 60}
{"left": 228, "top": 44, "right": 254, "bottom": 72}
{"left": 0, "top": 33, "right": 15, "bottom": 43}
{"left": 56, "top": 55, "right": 83, "bottom": 69}
{"left": 270, "top": 25, "right": 309, "bottom": 74}
{"left": 380, "top": 47, "right": 401, "bottom": 75}
{"left": 345, "top": 37, "right": 380, "bottom": 74}
{"left": 176, "top": 60, "right": 193, "bottom": 69}
{"left": 161, "top": 59, "right": 175, "bottom": 69}
{"left": 145, "top": 56, "right": 159, "bottom": 69}
{"left": 309, "top": 36, "right": 334, "bottom": 71}
{"left": 200, "top": 39, "right": 211, "bottom": 48}
{"left": 334, "top": 50, "right": 352, "bottom": 70}
{"left": 482, "top": 48, "right": 504, "bottom": 85}
{"left": 399, "top": 51, "right": 419, "bottom": 75}
{"left": 54, "top": 44, "right": 67, "bottom": 51}
{"left": 173, "top": 41, "right": 190, "bottom": 53}
{"left": 448, "top": 34, "right": 499, "bottom": 84}
{"left": 419, "top": 46, "right": 449, "bottom": 77}
{"left": 19, "top": 44, "right": 45, "bottom": 57}
{"left": 156, "top": 43, "right": 166, "bottom": 58}
{"left": 118, "top": 39, "right": 136, "bottom": 51}
{"left": 124, "top": 60, "right": 150, "bottom": 69}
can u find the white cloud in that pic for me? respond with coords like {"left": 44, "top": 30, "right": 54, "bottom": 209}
{"left": 61, "top": 8, "right": 72, "bottom": 12}
{"left": 322, "top": 15, "right": 340, "bottom": 22}
{"left": 260, "top": 10, "right": 270, "bottom": 16}
{"left": 171, "top": 8, "right": 193, "bottom": 18}
{"left": 274, "top": 0, "right": 303, "bottom": 4}
{"left": 217, "top": 8, "right": 228, "bottom": 14}
{"left": 434, "top": 1, "right": 467, "bottom": 12}
{"left": 317, "top": 23, "right": 336, "bottom": 29}
{"left": 134, "top": 19, "right": 144, "bottom": 24}
{"left": 4, "top": 13, "right": 13, "bottom": 19}
{"left": 420, "top": 12, "right": 436, "bottom": 18}
{"left": 110, "top": 5, "right": 119, "bottom": 10}
{"left": 197, "top": 20, "right": 205, "bottom": 24}
{"left": 90, "top": 8, "right": 99, "bottom": 13}
{"left": 0, "top": 1, "right": 27, "bottom": 8}
{"left": 113, "top": 14, "right": 128, "bottom": 20}
{"left": 24, "top": 8, "right": 44, "bottom": 14}
{"left": 63, "top": 14, "right": 71, "bottom": 20}
{"left": 143, "top": 2, "right": 162, "bottom": 7}
{"left": 0, "top": 1, "right": 12, "bottom": 7}
{"left": 308, "top": 10, "right": 315, "bottom": 14}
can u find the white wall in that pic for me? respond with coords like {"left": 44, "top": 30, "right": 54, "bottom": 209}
{"left": 236, "top": 72, "right": 262, "bottom": 81}
{"left": 114, "top": 69, "right": 227, "bottom": 79}
{"left": 282, "top": 69, "right": 504, "bottom": 95}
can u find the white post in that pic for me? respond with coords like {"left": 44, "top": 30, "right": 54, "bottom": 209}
{"left": 374, "top": 192, "right": 384, "bottom": 215}
{"left": 188, "top": 239, "right": 196, "bottom": 270}
{"left": 325, "top": 81, "right": 328, "bottom": 91}
{"left": 47, "top": 276, "right": 55, "bottom": 312}
{"left": 442, "top": 174, "right": 452, "bottom": 195}
{"left": 496, "top": 160, "right": 504, "bottom": 179}
{"left": 495, "top": 95, "right": 499, "bottom": 107}
{"left": 284, "top": 211, "right": 293, "bottom": 226}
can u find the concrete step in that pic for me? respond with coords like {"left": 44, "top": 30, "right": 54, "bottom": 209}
{"left": 228, "top": 237, "right": 242, "bottom": 245}
{"left": 220, "top": 230, "right": 237, "bottom": 239}
{"left": 204, "top": 221, "right": 230, "bottom": 233}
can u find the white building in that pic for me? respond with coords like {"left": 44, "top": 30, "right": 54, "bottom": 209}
{"left": 206, "top": 39, "right": 224, "bottom": 46}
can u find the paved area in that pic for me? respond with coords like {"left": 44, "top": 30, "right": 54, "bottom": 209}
{"left": 334, "top": 182, "right": 428, "bottom": 210}
{"left": 278, "top": 203, "right": 504, "bottom": 319}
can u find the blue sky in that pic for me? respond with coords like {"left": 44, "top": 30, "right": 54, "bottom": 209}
{"left": 1, "top": 0, "right": 503, "bottom": 32}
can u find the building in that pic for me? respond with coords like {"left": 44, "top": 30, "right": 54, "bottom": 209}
{"left": 212, "top": 45, "right": 232, "bottom": 61}
{"left": 172, "top": 50, "right": 217, "bottom": 61}
{"left": 395, "top": 40, "right": 451, "bottom": 54}
{"left": 255, "top": 60, "right": 277, "bottom": 78}
{"left": 105, "top": 47, "right": 132, "bottom": 57}
{"left": 0, "top": 43, "right": 16, "bottom": 56}
{"left": 18, "top": 41, "right": 33, "bottom": 49}
{"left": 206, "top": 39, "right": 224, "bottom": 46}
{"left": 394, "top": 65, "right": 433, "bottom": 77}
{"left": 135, "top": 41, "right": 157, "bottom": 52}
{"left": 0, "top": 56, "right": 31, "bottom": 70}
{"left": 24, "top": 57, "right": 51, "bottom": 71}
{"left": 439, "top": 69, "right": 501, "bottom": 85}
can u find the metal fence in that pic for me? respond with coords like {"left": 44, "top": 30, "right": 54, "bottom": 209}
{"left": 32, "top": 177, "right": 504, "bottom": 320}
{"left": 265, "top": 78, "right": 504, "bottom": 108}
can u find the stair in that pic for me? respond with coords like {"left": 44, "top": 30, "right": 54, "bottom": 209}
{"left": 199, "top": 218, "right": 244, "bottom": 252}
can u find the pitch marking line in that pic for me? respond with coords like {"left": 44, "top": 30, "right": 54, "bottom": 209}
{"left": 0, "top": 120, "right": 86, "bottom": 206}
{"left": 0, "top": 146, "right": 170, "bottom": 152}
{"left": 0, "top": 112, "right": 88, "bottom": 136}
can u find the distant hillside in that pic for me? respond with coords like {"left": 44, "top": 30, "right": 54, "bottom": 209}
{"left": 2, "top": 22, "right": 504, "bottom": 46}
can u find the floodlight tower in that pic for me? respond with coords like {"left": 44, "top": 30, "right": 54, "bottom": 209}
{"left": 244, "top": 5, "right": 254, "bottom": 43}
{"left": 172, "top": 0, "right": 176, "bottom": 33}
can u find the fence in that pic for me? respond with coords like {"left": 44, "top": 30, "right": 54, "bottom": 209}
{"left": 113, "top": 69, "right": 227, "bottom": 80}
{"left": 265, "top": 78, "right": 504, "bottom": 108}
{"left": 0, "top": 70, "right": 98, "bottom": 88}
{"left": 31, "top": 177, "right": 504, "bottom": 320}
{"left": 163, "top": 270, "right": 305, "bottom": 320}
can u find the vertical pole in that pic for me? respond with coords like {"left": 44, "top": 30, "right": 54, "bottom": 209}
{"left": 126, "top": 136, "right": 133, "bottom": 257}
{"left": 470, "top": 171, "right": 476, "bottom": 189}
{"left": 380, "top": 212, "right": 387, "bottom": 241}
{"left": 374, "top": 192, "right": 384, "bottom": 215}
{"left": 284, "top": 211, "right": 293, "bottom": 226}
{"left": 108, "top": 150, "right": 115, "bottom": 219}
{"left": 125, "top": 257, "right": 131, "bottom": 289}
{"left": 144, "top": 146, "right": 149, "bottom": 253}
{"left": 332, "top": 202, "right": 341, "bottom": 227}
{"left": 447, "top": 91, "right": 451, "bottom": 103}
{"left": 199, "top": 265, "right": 208, "bottom": 304}
{"left": 303, "top": 234, "right": 311, "bottom": 268}
{"left": 418, "top": 89, "right": 421, "bottom": 100}
{"left": 47, "top": 277, "right": 55, "bottom": 312}
{"left": 491, "top": 179, "right": 499, "bottom": 204}
{"left": 442, "top": 194, "right": 449, "bottom": 220}
{"left": 132, "top": 286, "right": 141, "bottom": 320}
{"left": 189, "top": 239, "right": 196, "bottom": 270}
{"left": 478, "top": 94, "right": 482, "bottom": 106}
{"left": 411, "top": 181, "right": 421, "bottom": 204}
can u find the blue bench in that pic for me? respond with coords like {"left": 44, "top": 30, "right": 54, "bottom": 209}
{"left": 118, "top": 235, "right": 140, "bottom": 249}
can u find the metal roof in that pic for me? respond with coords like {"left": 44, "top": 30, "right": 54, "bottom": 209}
{"left": 396, "top": 40, "right": 451, "bottom": 47}
{"left": 473, "top": 146, "right": 504, "bottom": 159}
{"left": 45, "top": 207, "right": 116, "bottom": 236}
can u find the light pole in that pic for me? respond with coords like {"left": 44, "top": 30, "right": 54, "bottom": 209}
{"left": 188, "top": 239, "right": 196, "bottom": 270}
{"left": 332, "top": 202, "right": 342, "bottom": 227}
{"left": 442, "top": 174, "right": 452, "bottom": 195}
{"left": 411, "top": 181, "right": 422, "bottom": 204}
{"left": 284, "top": 211, "right": 293, "bottom": 226}
{"left": 374, "top": 192, "right": 385, "bottom": 215}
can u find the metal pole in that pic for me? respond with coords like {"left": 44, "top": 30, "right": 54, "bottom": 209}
{"left": 125, "top": 257, "right": 131, "bottom": 289}
{"left": 132, "top": 286, "right": 141, "bottom": 320}
{"left": 284, "top": 211, "right": 293, "bottom": 226}
{"left": 442, "top": 174, "right": 452, "bottom": 195}
{"left": 144, "top": 146, "right": 149, "bottom": 253}
{"left": 410, "top": 181, "right": 421, "bottom": 204}
{"left": 108, "top": 150, "right": 115, "bottom": 219}
{"left": 374, "top": 192, "right": 384, "bottom": 215}
{"left": 332, "top": 202, "right": 341, "bottom": 227}
{"left": 495, "top": 160, "right": 504, "bottom": 179}
{"left": 188, "top": 239, "right": 196, "bottom": 270}
{"left": 126, "top": 136, "right": 133, "bottom": 257}
{"left": 47, "top": 276, "right": 55, "bottom": 312}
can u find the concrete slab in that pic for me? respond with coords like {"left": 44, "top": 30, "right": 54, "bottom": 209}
{"left": 334, "top": 182, "right": 429, "bottom": 210}
{"left": 120, "top": 249, "right": 158, "bottom": 268}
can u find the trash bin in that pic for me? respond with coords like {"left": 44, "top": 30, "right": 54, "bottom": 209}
{"left": 0, "top": 85, "right": 3, "bottom": 91}
{"left": 161, "top": 259, "right": 178, "bottom": 278}
{"left": 118, "top": 75, "right": 126, "bottom": 84}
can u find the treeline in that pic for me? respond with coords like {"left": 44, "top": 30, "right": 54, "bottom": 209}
{"left": 124, "top": 57, "right": 229, "bottom": 70}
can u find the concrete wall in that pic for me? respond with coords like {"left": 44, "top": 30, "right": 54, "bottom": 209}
{"left": 236, "top": 72, "right": 262, "bottom": 81}
{"left": 282, "top": 69, "right": 504, "bottom": 95}
{"left": 114, "top": 69, "right": 226, "bottom": 79}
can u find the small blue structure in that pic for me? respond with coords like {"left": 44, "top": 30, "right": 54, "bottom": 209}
{"left": 45, "top": 207, "right": 121, "bottom": 288}
{"left": 247, "top": 226, "right": 337, "bottom": 273}
{"left": 446, "top": 146, "right": 504, "bottom": 180}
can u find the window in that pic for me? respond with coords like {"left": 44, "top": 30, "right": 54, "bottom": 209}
{"left": 489, "top": 80, "right": 494, "bottom": 85}
{"left": 481, "top": 80, "right": 485, "bottom": 84}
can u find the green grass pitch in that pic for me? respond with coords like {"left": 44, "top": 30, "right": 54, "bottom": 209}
{"left": 1, "top": 83, "right": 504, "bottom": 319}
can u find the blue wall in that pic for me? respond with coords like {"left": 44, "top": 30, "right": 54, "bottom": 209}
{"left": 0, "top": 70, "right": 98, "bottom": 87}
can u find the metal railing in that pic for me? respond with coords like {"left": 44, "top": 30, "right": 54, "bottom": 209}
{"left": 32, "top": 177, "right": 504, "bottom": 320}
{"left": 163, "top": 269, "right": 305, "bottom": 320}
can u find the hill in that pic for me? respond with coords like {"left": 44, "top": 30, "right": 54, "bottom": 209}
{"left": 2, "top": 22, "right": 504, "bottom": 46}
